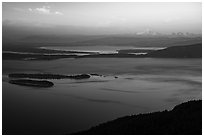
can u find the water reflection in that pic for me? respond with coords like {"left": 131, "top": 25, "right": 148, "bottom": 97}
{"left": 3, "top": 58, "right": 202, "bottom": 134}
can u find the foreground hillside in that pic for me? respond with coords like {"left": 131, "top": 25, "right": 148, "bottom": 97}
{"left": 75, "top": 100, "right": 202, "bottom": 135}
{"left": 146, "top": 43, "right": 202, "bottom": 58}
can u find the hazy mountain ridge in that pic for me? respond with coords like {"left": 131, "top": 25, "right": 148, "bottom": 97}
{"left": 3, "top": 22, "right": 201, "bottom": 46}
{"left": 72, "top": 36, "right": 201, "bottom": 47}
{"left": 3, "top": 34, "right": 202, "bottom": 49}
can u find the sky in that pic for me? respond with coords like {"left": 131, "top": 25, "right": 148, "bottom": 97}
{"left": 2, "top": 2, "right": 202, "bottom": 35}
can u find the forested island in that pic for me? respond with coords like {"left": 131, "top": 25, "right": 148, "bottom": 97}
{"left": 9, "top": 79, "right": 54, "bottom": 87}
{"left": 9, "top": 73, "right": 91, "bottom": 80}
{"left": 8, "top": 73, "right": 91, "bottom": 87}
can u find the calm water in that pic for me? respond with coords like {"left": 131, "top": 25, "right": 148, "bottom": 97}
{"left": 39, "top": 45, "right": 135, "bottom": 53}
{"left": 39, "top": 45, "right": 164, "bottom": 54}
{"left": 3, "top": 58, "right": 202, "bottom": 134}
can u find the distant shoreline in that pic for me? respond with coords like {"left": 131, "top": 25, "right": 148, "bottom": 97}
{"left": 2, "top": 43, "right": 202, "bottom": 60}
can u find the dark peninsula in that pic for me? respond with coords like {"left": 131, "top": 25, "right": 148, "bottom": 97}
{"left": 146, "top": 43, "right": 202, "bottom": 58}
{"left": 75, "top": 100, "right": 202, "bottom": 135}
{"left": 76, "top": 43, "right": 202, "bottom": 59}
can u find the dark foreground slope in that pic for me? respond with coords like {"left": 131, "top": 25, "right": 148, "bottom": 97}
{"left": 146, "top": 43, "right": 202, "bottom": 58}
{"left": 75, "top": 100, "right": 202, "bottom": 135}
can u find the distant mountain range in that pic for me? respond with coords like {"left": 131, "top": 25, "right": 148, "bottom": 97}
{"left": 20, "top": 33, "right": 202, "bottom": 44}
{"left": 3, "top": 22, "right": 201, "bottom": 45}
{"left": 136, "top": 29, "right": 201, "bottom": 38}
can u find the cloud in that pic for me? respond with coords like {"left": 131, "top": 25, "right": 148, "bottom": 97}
{"left": 28, "top": 8, "right": 32, "bottom": 12}
{"left": 28, "top": 6, "right": 63, "bottom": 15}
{"left": 35, "top": 6, "right": 51, "bottom": 14}
{"left": 55, "top": 11, "right": 63, "bottom": 15}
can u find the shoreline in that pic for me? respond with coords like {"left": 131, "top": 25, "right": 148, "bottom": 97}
{"left": 3, "top": 43, "right": 201, "bottom": 60}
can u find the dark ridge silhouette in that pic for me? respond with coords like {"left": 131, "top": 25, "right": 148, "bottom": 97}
{"left": 74, "top": 100, "right": 202, "bottom": 135}
{"left": 76, "top": 43, "right": 202, "bottom": 59}
{"left": 9, "top": 73, "right": 90, "bottom": 80}
{"left": 146, "top": 43, "right": 201, "bottom": 58}
{"left": 9, "top": 79, "right": 54, "bottom": 87}
{"left": 67, "top": 36, "right": 201, "bottom": 47}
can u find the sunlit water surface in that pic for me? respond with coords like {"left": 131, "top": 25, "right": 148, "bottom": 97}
{"left": 3, "top": 58, "right": 201, "bottom": 134}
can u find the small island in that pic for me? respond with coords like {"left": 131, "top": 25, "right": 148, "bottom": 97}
{"left": 9, "top": 79, "right": 54, "bottom": 87}
{"left": 9, "top": 73, "right": 91, "bottom": 80}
